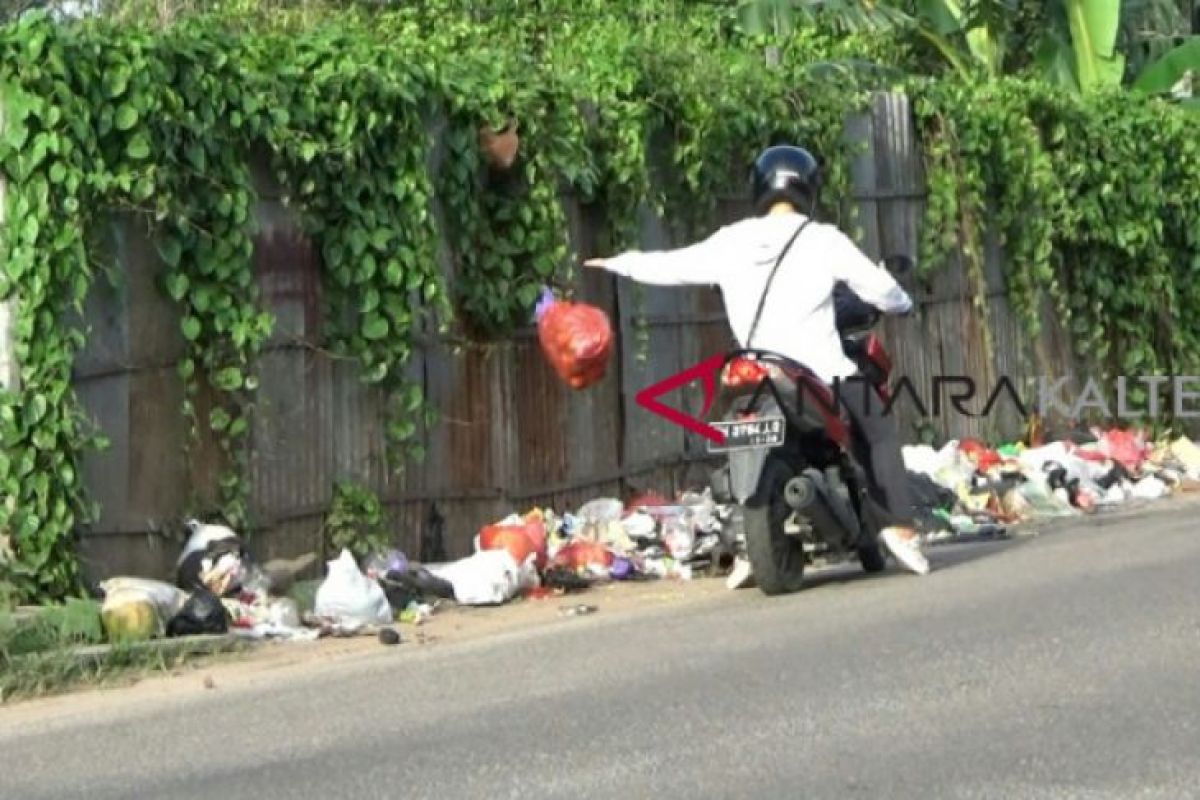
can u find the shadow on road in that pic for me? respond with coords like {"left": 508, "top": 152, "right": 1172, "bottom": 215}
{"left": 797, "top": 535, "right": 1025, "bottom": 592}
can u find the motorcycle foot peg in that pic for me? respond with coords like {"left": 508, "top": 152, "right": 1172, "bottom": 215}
{"left": 783, "top": 475, "right": 816, "bottom": 510}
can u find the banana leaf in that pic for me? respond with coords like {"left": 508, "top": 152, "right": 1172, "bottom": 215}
{"left": 1132, "top": 36, "right": 1200, "bottom": 96}
{"left": 1064, "top": 0, "right": 1126, "bottom": 92}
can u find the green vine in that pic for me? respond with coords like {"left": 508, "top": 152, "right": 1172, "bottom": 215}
{"left": 322, "top": 480, "right": 389, "bottom": 561}
{"left": 913, "top": 77, "right": 1200, "bottom": 418}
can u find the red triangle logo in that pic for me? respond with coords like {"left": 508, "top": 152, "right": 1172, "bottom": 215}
{"left": 634, "top": 353, "right": 727, "bottom": 445}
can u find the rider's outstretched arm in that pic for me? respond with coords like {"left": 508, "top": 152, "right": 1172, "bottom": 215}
{"left": 826, "top": 228, "right": 912, "bottom": 314}
{"left": 588, "top": 227, "right": 734, "bottom": 287}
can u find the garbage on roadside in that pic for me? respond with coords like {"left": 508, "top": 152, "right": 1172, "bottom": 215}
{"left": 425, "top": 548, "right": 539, "bottom": 606}
{"left": 79, "top": 425, "right": 1194, "bottom": 646}
{"left": 176, "top": 519, "right": 249, "bottom": 597}
{"left": 558, "top": 604, "right": 597, "bottom": 617}
{"left": 99, "top": 577, "right": 188, "bottom": 642}
{"left": 313, "top": 549, "right": 394, "bottom": 627}
{"left": 902, "top": 426, "right": 1192, "bottom": 543}
{"left": 166, "top": 587, "right": 231, "bottom": 637}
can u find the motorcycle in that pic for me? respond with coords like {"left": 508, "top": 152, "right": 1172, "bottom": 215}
{"left": 708, "top": 255, "right": 914, "bottom": 595}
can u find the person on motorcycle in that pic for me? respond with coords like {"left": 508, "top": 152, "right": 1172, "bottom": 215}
{"left": 584, "top": 144, "right": 930, "bottom": 575}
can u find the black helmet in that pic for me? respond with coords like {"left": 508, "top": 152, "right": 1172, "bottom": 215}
{"left": 751, "top": 145, "right": 822, "bottom": 215}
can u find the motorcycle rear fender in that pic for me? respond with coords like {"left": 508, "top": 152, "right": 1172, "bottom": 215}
{"left": 727, "top": 396, "right": 782, "bottom": 505}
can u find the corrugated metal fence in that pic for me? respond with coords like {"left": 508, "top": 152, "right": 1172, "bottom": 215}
{"left": 70, "top": 93, "right": 1076, "bottom": 582}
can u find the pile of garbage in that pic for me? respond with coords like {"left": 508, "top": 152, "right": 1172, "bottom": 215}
{"left": 406, "top": 490, "right": 741, "bottom": 609}
{"left": 94, "top": 427, "right": 1200, "bottom": 644}
{"left": 904, "top": 428, "right": 1200, "bottom": 542}
{"left": 95, "top": 492, "right": 741, "bottom": 645}
{"left": 98, "top": 520, "right": 322, "bottom": 644}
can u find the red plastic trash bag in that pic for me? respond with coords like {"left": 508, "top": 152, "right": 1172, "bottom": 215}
{"left": 959, "top": 439, "right": 1002, "bottom": 471}
{"left": 535, "top": 288, "right": 613, "bottom": 390}
{"left": 479, "top": 511, "right": 547, "bottom": 570}
{"left": 551, "top": 540, "right": 614, "bottom": 571}
{"left": 1094, "top": 428, "right": 1149, "bottom": 471}
{"left": 628, "top": 491, "right": 671, "bottom": 510}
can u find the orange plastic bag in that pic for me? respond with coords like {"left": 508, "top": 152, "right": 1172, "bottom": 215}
{"left": 479, "top": 513, "right": 547, "bottom": 570}
{"left": 551, "top": 540, "right": 614, "bottom": 570}
{"left": 535, "top": 288, "right": 613, "bottom": 390}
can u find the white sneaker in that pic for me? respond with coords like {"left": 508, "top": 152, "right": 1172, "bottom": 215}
{"left": 880, "top": 527, "right": 931, "bottom": 575}
{"left": 725, "top": 557, "right": 755, "bottom": 590}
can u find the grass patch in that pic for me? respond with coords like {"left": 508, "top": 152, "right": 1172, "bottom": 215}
{"left": 0, "top": 601, "right": 250, "bottom": 704}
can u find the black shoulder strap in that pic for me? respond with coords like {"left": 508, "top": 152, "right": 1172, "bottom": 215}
{"left": 746, "top": 219, "right": 812, "bottom": 349}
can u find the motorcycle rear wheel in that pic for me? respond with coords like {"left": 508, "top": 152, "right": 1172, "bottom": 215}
{"left": 743, "top": 456, "right": 807, "bottom": 595}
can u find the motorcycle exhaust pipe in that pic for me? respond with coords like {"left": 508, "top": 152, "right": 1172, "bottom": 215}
{"left": 783, "top": 473, "right": 853, "bottom": 544}
{"left": 784, "top": 474, "right": 817, "bottom": 510}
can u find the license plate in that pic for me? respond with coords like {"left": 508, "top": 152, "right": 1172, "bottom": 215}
{"left": 706, "top": 416, "right": 786, "bottom": 453}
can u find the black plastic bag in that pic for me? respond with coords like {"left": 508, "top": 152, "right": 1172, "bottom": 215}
{"left": 381, "top": 566, "right": 456, "bottom": 605}
{"left": 166, "top": 588, "right": 231, "bottom": 637}
{"left": 543, "top": 567, "right": 593, "bottom": 592}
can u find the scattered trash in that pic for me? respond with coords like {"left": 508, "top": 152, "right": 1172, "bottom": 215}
{"left": 1132, "top": 475, "right": 1168, "bottom": 500}
{"left": 552, "top": 539, "right": 614, "bottom": 571}
{"left": 267, "top": 598, "right": 302, "bottom": 629}
{"left": 558, "top": 604, "right": 597, "bottom": 617}
{"left": 608, "top": 556, "right": 635, "bottom": 581}
{"left": 313, "top": 549, "right": 393, "bottom": 627}
{"left": 364, "top": 550, "right": 409, "bottom": 582}
{"left": 1169, "top": 436, "right": 1200, "bottom": 479}
{"left": 662, "top": 514, "right": 696, "bottom": 560}
{"left": 543, "top": 567, "right": 593, "bottom": 592}
{"left": 77, "top": 426, "right": 1195, "bottom": 647}
{"left": 578, "top": 498, "right": 624, "bottom": 524}
{"left": 166, "top": 587, "right": 231, "bottom": 637}
{"left": 177, "top": 519, "right": 249, "bottom": 597}
{"left": 426, "top": 549, "right": 539, "bottom": 606}
{"left": 398, "top": 601, "right": 437, "bottom": 625}
{"left": 99, "top": 578, "right": 188, "bottom": 642}
{"left": 620, "top": 512, "right": 657, "bottom": 540}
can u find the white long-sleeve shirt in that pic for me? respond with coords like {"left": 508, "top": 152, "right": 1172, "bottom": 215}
{"left": 601, "top": 212, "right": 912, "bottom": 384}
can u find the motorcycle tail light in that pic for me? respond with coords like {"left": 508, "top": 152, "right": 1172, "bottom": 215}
{"left": 722, "top": 357, "right": 769, "bottom": 388}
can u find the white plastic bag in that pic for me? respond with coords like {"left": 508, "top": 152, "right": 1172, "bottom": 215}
{"left": 903, "top": 441, "right": 962, "bottom": 478}
{"left": 177, "top": 520, "right": 241, "bottom": 566}
{"left": 313, "top": 549, "right": 393, "bottom": 626}
{"left": 426, "top": 549, "right": 537, "bottom": 606}
{"left": 901, "top": 444, "right": 939, "bottom": 475}
{"left": 621, "top": 512, "right": 657, "bottom": 540}
{"left": 662, "top": 514, "right": 695, "bottom": 559}
{"left": 577, "top": 498, "right": 624, "bottom": 524}
{"left": 1132, "top": 476, "right": 1167, "bottom": 500}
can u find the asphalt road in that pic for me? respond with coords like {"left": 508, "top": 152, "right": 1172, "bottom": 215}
{"left": 4, "top": 503, "right": 1200, "bottom": 800}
